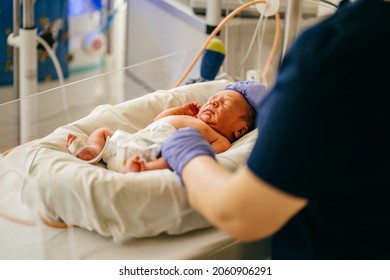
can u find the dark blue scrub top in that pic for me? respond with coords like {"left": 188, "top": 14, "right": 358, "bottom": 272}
{"left": 247, "top": 0, "right": 390, "bottom": 259}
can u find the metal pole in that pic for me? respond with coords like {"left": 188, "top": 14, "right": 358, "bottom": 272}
{"left": 282, "top": 0, "right": 303, "bottom": 57}
{"left": 13, "top": 0, "right": 21, "bottom": 143}
{"left": 19, "top": 0, "right": 37, "bottom": 143}
{"left": 106, "top": 0, "right": 113, "bottom": 54}
{"left": 13, "top": 0, "right": 20, "bottom": 99}
{"left": 23, "top": 0, "right": 35, "bottom": 28}
{"left": 206, "top": 0, "right": 222, "bottom": 34}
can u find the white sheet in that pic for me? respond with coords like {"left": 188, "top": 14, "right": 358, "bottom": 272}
{"left": 3, "top": 80, "right": 258, "bottom": 244}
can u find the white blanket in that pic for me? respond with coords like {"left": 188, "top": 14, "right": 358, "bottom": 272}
{"left": 16, "top": 80, "right": 258, "bottom": 243}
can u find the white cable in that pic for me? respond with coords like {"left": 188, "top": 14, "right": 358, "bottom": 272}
{"left": 234, "top": 12, "right": 264, "bottom": 78}
{"left": 257, "top": 15, "right": 268, "bottom": 74}
{"left": 35, "top": 36, "right": 64, "bottom": 86}
{"left": 0, "top": 154, "right": 36, "bottom": 226}
{"left": 35, "top": 36, "right": 71, "bottom": 124}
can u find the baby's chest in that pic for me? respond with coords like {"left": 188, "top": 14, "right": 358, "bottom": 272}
{"left": 164, "top": 116, "right": 219, "bottom": 141}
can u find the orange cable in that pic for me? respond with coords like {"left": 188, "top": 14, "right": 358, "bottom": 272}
{"left": 0, "top": 210, "right": 35, "bottom": 226}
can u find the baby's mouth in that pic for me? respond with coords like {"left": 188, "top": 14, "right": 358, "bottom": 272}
{"left": 204, "top": 108, "right": 215, "bottom": 115}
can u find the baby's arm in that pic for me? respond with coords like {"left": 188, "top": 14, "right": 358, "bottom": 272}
{"left": 210, "top": 137, "right": 231, "bottom": 154}
{"left": 189, "top": 120, "right": 231, "bottom": 154}
{"left": 154, "top": 102, "right": 200, "bottom": 121}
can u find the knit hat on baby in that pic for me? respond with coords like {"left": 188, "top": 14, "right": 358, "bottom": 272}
{"left": 223, "top": 81, "right": 270, "bottom": 111}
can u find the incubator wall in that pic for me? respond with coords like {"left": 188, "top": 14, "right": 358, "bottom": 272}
{"left": 0, "top": 51, "right": 233, "bottom": 260}
{"left": 0, "top": 49, "right": 199, "bottom": 153}
{"left": 0, "top": 53, "right": 266, "bottom": 260}
{"left": 0, "top": 0, "right": 339, "bottom": 153}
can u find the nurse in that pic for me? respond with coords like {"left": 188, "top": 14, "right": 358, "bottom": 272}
{"left": 161, "top": 0, "right": 390, "bottom": 259}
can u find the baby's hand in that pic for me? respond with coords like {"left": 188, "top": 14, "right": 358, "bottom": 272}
{"left": 181, "top": 102, "right": 200, "bottom": 117}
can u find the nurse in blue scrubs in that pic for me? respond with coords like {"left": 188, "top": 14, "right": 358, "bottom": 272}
{"left": 161, "top": 0, "right": 390, "bottom": 259}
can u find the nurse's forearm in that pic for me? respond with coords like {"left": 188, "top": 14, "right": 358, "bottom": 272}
{"left": 182, "top": 156, "right": 308, "bottom": 242}
{"left": 182, "top": 156, "right": 249, "bottom": 238}
{"left": 182, "top": 156, "right": 232, "bottom": 212}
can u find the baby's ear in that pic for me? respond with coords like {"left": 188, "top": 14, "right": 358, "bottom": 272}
{"left": 234, "top": 125, "right": 248, "bottom": 139}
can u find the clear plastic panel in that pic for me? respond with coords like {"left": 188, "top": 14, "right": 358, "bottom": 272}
{"left": 1, "top": 49, "right": 220, "bottom": 260}
{"left": 0, "top": 49, "right": 199, "bottom": 153}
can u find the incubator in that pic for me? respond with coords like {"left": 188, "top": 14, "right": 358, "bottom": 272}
{"left": 0, "top": 58, "right": 265, "bottom": 259}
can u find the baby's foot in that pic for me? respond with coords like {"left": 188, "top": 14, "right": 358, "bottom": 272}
{"left": 122, "top": 156, "right": 147, "bottom": 173}
{"left": 67, "top": 134, "right": 99, "bottom": 161}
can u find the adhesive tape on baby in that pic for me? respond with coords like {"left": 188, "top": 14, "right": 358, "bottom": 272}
{"left": 256, "top": 0, "right": 280, "bottom": 17}
{"left": 83, "top": 32, "right": 107, "bottom": 54}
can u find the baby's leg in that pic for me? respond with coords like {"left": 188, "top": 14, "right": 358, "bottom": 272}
{"left": 122, "top": 156, "right": 170, "bottom": 173}
{"left": 145, "top": 157, "right": 171, "bottom": 171}
{"left": 67, "top": 127, "right": 113, "bottom": 161}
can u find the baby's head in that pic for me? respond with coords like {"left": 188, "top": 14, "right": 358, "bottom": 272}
{"left": 198, "top": 81, "right": 269, "bottom": 142}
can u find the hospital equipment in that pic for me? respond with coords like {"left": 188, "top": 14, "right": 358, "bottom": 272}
{"left": 0, "top": 0, "right": 338, "bottom": 259}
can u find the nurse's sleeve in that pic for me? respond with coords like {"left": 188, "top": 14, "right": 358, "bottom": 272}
{"left": 247, "top": 22, "right": 365, "bottom": 199}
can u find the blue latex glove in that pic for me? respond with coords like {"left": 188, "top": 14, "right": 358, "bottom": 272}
{"left": 161, "top": 127, "right": 216, "bottom": 181}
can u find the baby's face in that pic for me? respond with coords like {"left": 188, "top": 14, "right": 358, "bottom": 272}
{"left": 198, "top": 90, "right": 250, "bottom": 140}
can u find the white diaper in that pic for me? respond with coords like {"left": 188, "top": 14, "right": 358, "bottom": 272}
{"left": 102, "top": 121, "right": 177, "bottom": 172}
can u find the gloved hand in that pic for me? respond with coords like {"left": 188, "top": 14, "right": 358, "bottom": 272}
{"left": 161, "top": 127, "right": 216, "bottom": 181}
